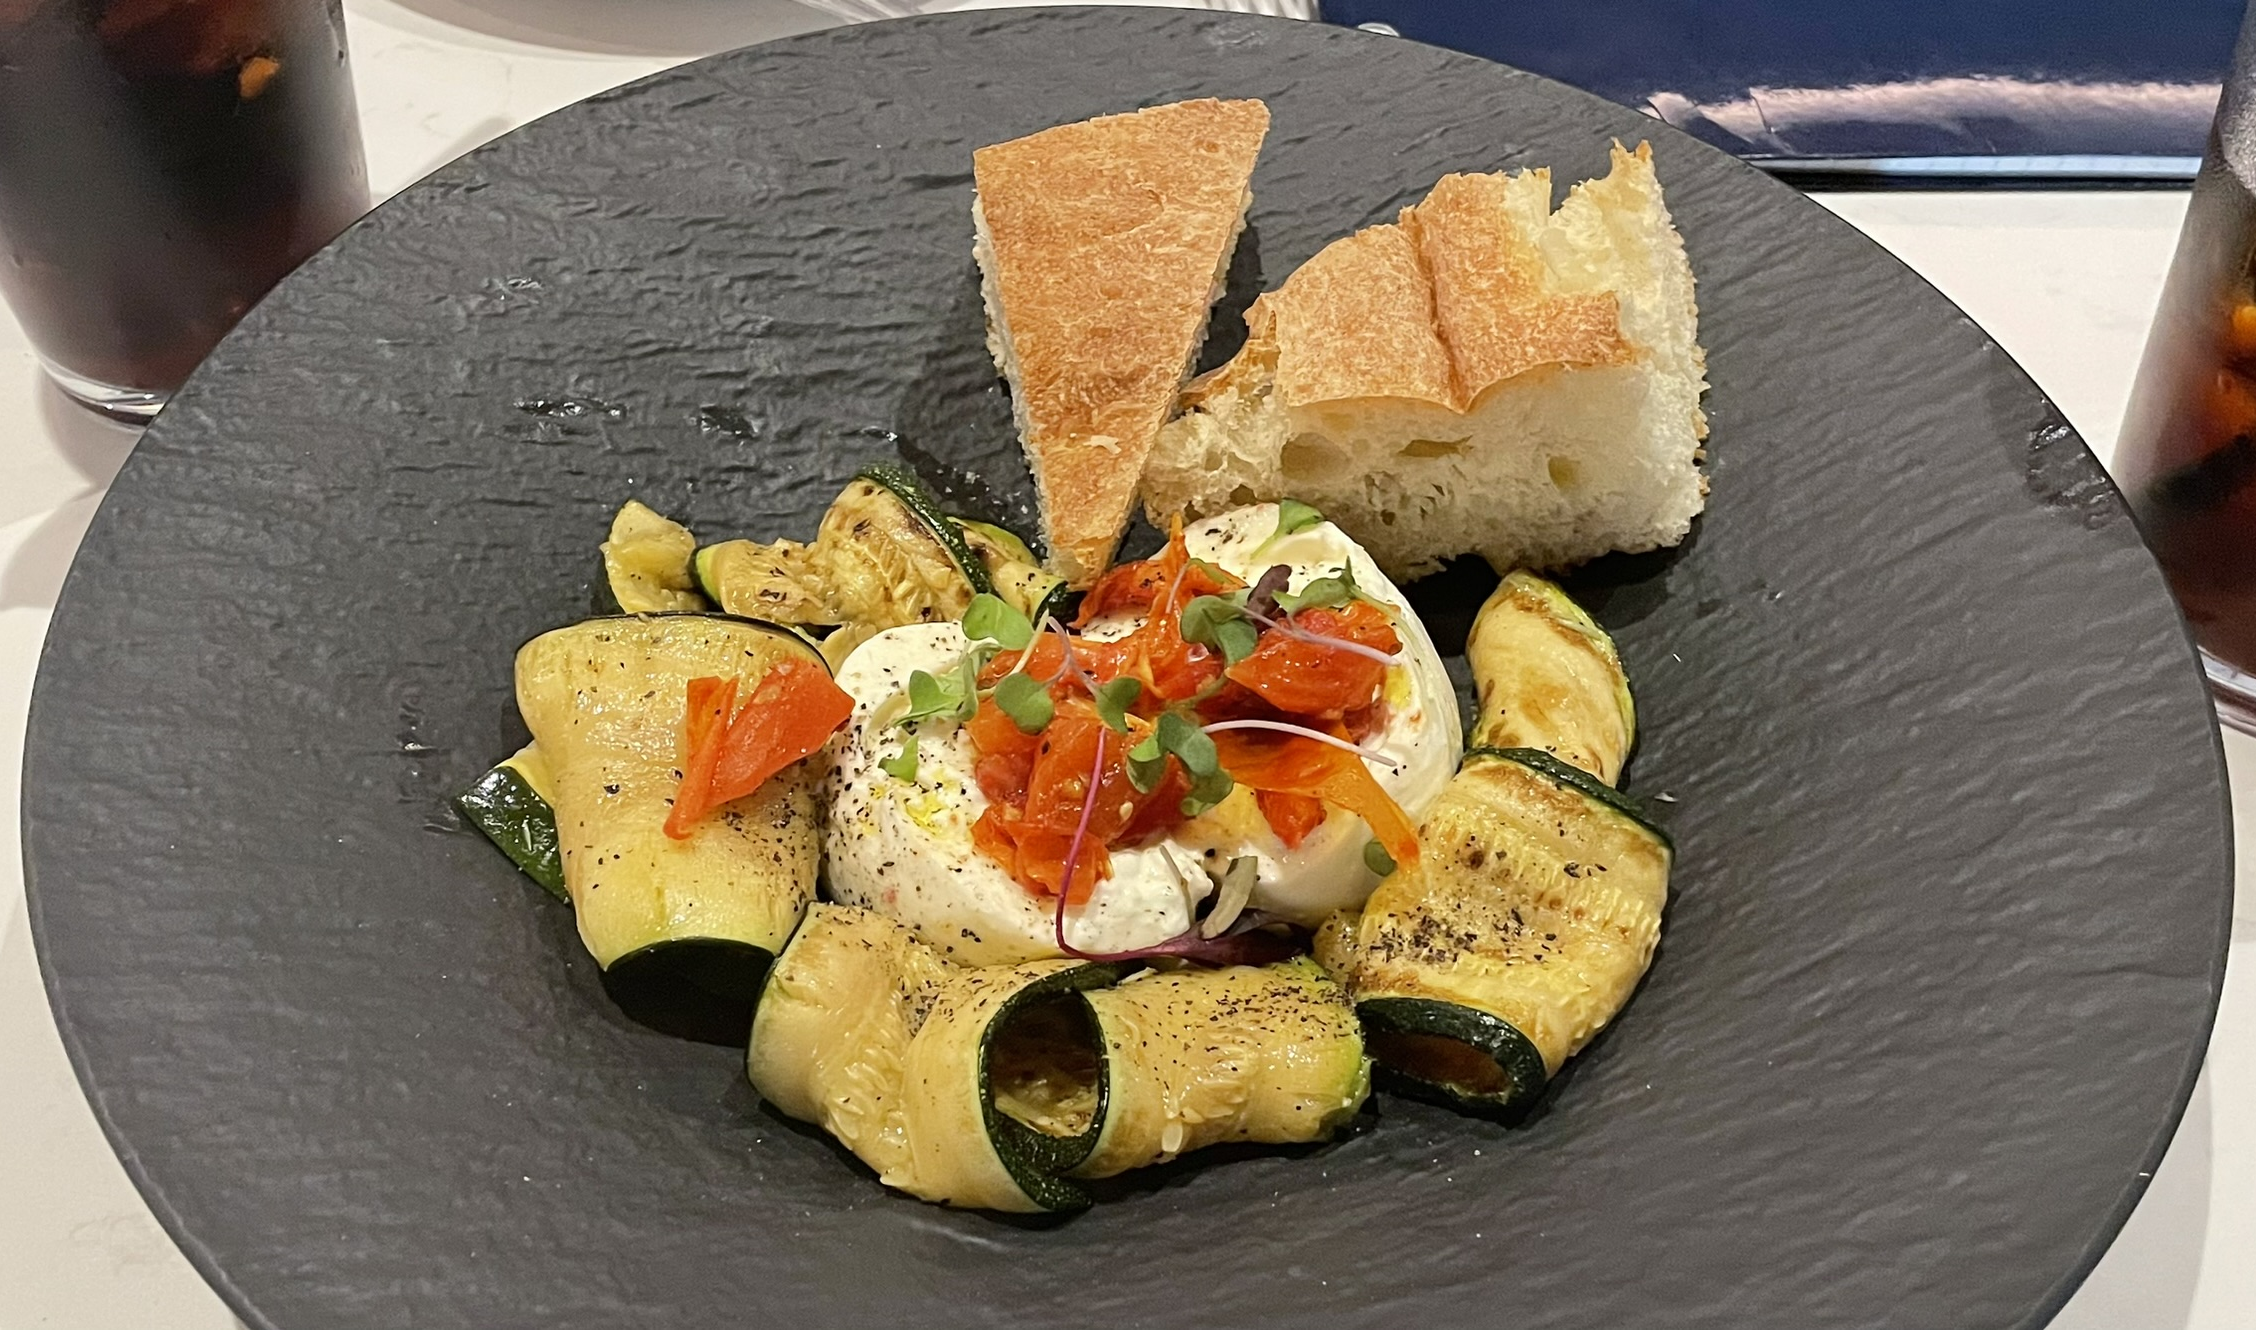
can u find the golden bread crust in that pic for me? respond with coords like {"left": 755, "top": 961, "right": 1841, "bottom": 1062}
{"left": 1405, "top": 171, "right": 1632, "bottom": 404}
{"left": 1248, "top": 159, "right": 1634, "bottom": 416}
{"left": 973, "top": 97, "right": 1269, "bottom": 585}
{"left": 1262, "top": 223, "right": 1456, "bottom": 411}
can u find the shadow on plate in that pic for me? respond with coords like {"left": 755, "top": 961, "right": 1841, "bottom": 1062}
{"left": 597, "top": 940, "right": 773, "bottom": 1045}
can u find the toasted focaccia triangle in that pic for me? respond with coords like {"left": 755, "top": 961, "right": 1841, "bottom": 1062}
{"left": 972, "top": 98, "right": 1269, "bottom": 587}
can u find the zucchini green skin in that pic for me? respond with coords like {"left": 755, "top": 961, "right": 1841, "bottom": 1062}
{"left": 1464, "top": 746, "right": 1673, "bottom": 851}
{"left": 455, "top": 753, "right": 566, "bottom": 902}
{"left": 515, "top": 615, "right": 828, "bottom": 972}
{"left": 1356, "top": 996, "right": 1549, "bottom": 1116}
{"left": 857, "top": 462, "right": 997, "bottom": 599}
{"left": 1032, "top": 580, "right": 1076, "bottom": 626}
{"left": 954, "top": 518, "right": 1038, "bottom": 567}
{"left": 954, "top": 516, "right": 1072, "bottom": 624}
{"left": 975, "top": 963, "right": 1123, "bottom": 1210}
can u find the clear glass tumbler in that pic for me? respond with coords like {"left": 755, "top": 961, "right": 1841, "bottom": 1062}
{"left": 2114, "top": 2, "right": 2256, "bottom": 733}
{"left": 0, "top": 0, "right": 368, "bottom": 420}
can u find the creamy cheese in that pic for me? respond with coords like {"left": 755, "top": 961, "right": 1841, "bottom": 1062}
{"left": 823, "top": 504, "right": 1462, "bottom": 963}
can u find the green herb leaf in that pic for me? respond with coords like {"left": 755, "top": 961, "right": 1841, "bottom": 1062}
{"left": 1126, "top": 730, "right": 1167, "bottom": 793}
{"left": 1274, "top": 499, "right": 1324, "bottom": 540}
{"left": 879, "top": 735, "right": 919, "bottom": 782}
{"left": 992, "top": 672, "right": 1054, "bottom": 734}
{"left": 1163, "top": 712, "right": 1233, "bottom": 816}
{"left": 1275, "top": 565, "right": 1358, "bottom": 614}
{"left": 962, "top": 593, "right": 1034, "bottom": 650}
{"left": 1125, "top": 710, "right": 1235, "bottom": 813}
{"left": 1183, "top": 766, "right": 1235, "bottom": 818}
{"left": 901, "top": 660, "right": 977, "bottom": 726}
{"left": 1179, "top": 594, "right": 1261, "bottom": 665}
{"left": 1092, "top": 676, "right": 1143, "bottom": 732}
{"left": 1363, "top": 839, "right": 1398, "bottom": 877}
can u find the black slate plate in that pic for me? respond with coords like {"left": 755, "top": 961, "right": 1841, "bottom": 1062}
{"left": 21, "top": 10, "right": 2233, "bottom": 1330}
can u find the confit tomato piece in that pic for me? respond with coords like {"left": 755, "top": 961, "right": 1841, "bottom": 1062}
{"left": 1075, "top": 527, "right": 1242, "bottom": 625}
{"left": 1257, "top": 789, "right": 1327, "bottom": 848}
{"left": 973, "top": 700, "right": 1195, "bottom": 900}
{"left": 665, "top": 662, "right": 854, "bottom": 839}
{"left": 1078, "top": 621, "right": 1223, "bottom": 707}
{"left": 967, "top": 695, "right": 1042, "bottom": 805}
{"left": 1225, "top": 600, "right": 1401, "bottom": 721}
{"left": 1210, "top": 728, "right": 1419, "bottom": 869}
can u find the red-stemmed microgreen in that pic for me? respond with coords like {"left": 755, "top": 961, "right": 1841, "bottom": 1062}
{"left": 1050, "top": 726, "right": 1109, "bottom": 958}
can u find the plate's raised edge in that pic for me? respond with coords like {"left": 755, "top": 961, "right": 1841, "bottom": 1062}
{"left": 20, "top": 682, "right": 283, "bottom": 1330}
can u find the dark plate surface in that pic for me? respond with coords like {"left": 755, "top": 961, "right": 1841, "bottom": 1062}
{"left": 22, "top": 10, "right": 2232, "bottom": 1330}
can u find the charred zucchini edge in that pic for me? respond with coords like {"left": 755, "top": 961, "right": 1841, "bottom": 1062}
{"left": 857, "top": 462, "right": 998, "bottom": 599}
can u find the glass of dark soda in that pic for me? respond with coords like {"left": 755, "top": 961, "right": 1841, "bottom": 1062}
{"left": 0, "top": 0, "right": 367, "bottom": 420}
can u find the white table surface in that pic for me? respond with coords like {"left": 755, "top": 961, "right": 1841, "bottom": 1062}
{"left": 0, "top": 3, "right": 2248, "bottom": 1326}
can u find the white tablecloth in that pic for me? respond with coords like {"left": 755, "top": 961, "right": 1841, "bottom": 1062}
{"left": 0, "top": 3, "right": 2245, "bottom": 1325}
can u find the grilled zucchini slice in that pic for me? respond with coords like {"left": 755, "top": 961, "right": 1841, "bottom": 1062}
{"left": 455, "top": 745, "right": 566, "bottom": 901}
{"left": 1074, "top": 957, "right": 1369, "bottom": 1178}
{"left": 1466, "top": 571, "right": 1634, "bottom": 784}
{"left": 692, "top": 466, "right": 1003, "bottom": 670}
{"left": 692, "top": 539, "right": 832, "bottom": 626}
{"left": 1345, "top": 748, "right": 1670, "bottom": 1114}
{"left": 514, "top": 614, "right": 826, "bottom": 983}
{"left": 601, "top": 501, "right": 708, "bottom": 614}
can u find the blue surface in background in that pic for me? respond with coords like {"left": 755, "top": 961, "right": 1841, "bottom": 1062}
{"left": 1321, "top": 0, "right": 2243, "bottom": 164}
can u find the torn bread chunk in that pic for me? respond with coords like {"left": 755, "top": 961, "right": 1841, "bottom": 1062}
{"left": 1141, "top": 141, "right": 1708, "bottom": 581}
{"left": 972, "top": 97, "right": 1269, "bottom": 587}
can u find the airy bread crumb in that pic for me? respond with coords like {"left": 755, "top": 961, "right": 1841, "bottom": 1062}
{"left": 1142, "top": 142, "right": 1708, "bottom": 581}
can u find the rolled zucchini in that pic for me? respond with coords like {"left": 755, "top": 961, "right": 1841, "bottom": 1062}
{"left": 1073, "top": 957, "right": 1369, "bottom": 1178}
{"left": 750, "top": 907, "right": 1370, "bottom": 1210}
{"left": 455, "top": 744, "right": 566, "bottom": 901}
{"left": 746, "top": 903, "right": 957, "bottom": 1190}
{"left": 692, "top": 539, "right": 832, "bottom": 626}
{"left": 1345, "top": 748, "right": 1670, "bottom": 1114}
{"left": 1466, "top": 571, "right": 1634, "bottom": 784}
{"left": 515, "top": 615, "right": 826, "bottom": 983}
{"left": 898, "top": 957, "right": 1121, "bottom": 1212}
{"left": 695, "top": 467, "right": 991, "bottom": 626}
{"left": 749, "top": 904, "right": 1117, "bottom": 1212}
